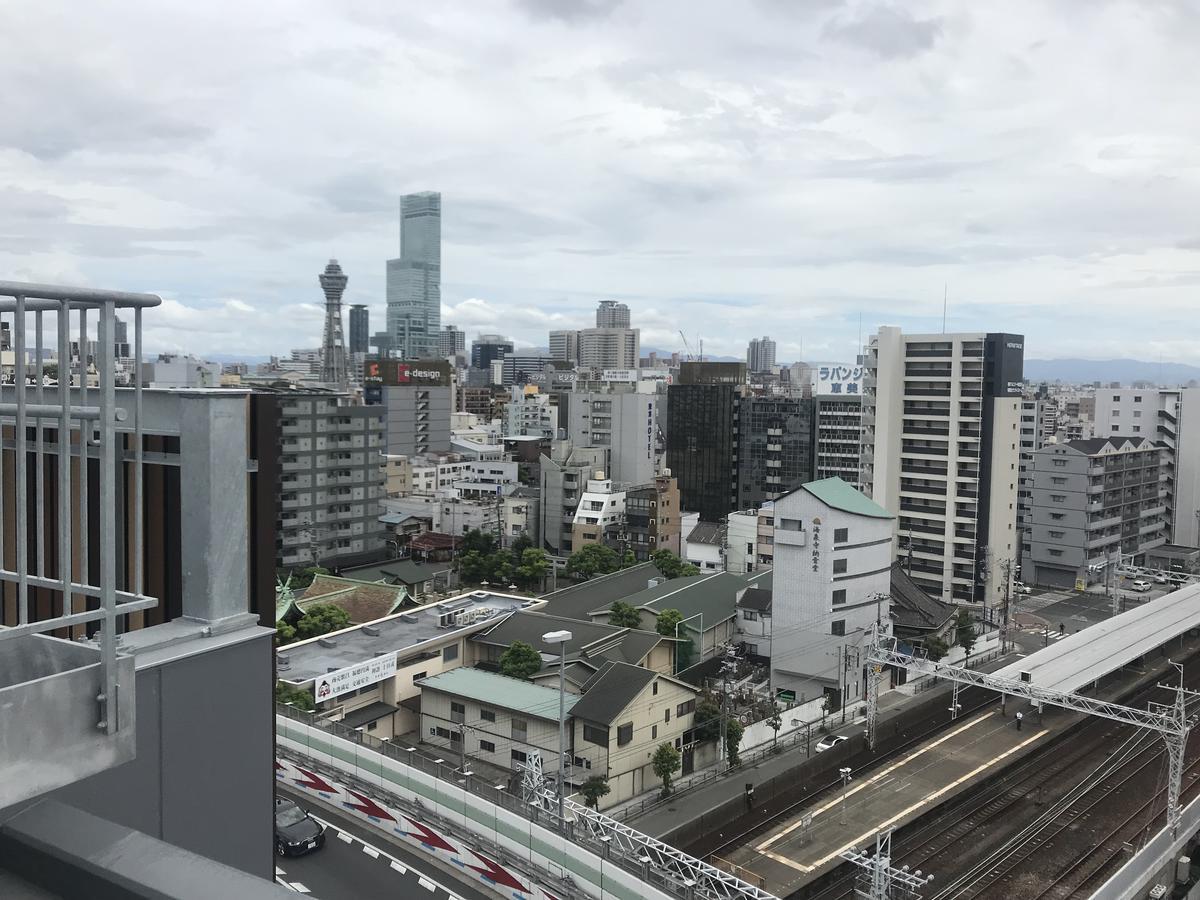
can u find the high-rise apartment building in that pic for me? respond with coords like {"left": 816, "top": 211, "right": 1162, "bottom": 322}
{"left": 503, "top": 387, "right": 558, "bottom": 439}
{"left": 860, "top": 327, "right": 1024, "bottom": 607}
{"left": 348, "top": 304, "right": 370, "bottom": 354}
{"left": 1093, "top": 388, "right": 1200, "bottom": 547}
{"left": 437, "top": 324, "right": 466, "bottom": 359}
{"left": 1016, "top": 396, "right": 1043, "bottom": 560}
{"left": 549, "top": 328, "right": 579, "bottom": 364}
{"left": 577, "top": 327, "right": 640, "bottom": 370}
{"left": 275, "top": 388, "right": 387, "bottom": 568}
{"left": 747, "top": 335, "right": 777, "bottom": 373}
{"left": 386, "top": 191, "right": 441, "bottom": 359}
{"left": 1028, "top": 437, "right": 1168, "bottom": 588}
{"left": 595, "top": 299, "right": 631, "bottom": 328}
{"left": 471, "top": 333, "right": 513, "bottom": 371}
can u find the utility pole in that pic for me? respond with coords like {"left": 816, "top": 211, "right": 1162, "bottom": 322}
{"left": 842, "top": 829, "right": 935, "bottom": 900}
{"left": 839, "top": 767, "right": 852, "bottom": 826}
{"left": 998, "top": 557, "right": 1013, "bottom": 654}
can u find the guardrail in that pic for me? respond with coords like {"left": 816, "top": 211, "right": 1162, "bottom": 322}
{"left": 276, "top": 704, "right": 779, "bottom": 900}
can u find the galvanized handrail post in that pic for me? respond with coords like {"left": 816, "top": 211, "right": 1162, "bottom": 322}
{"left": 98, "top": 301, "right": 118, "bottom": 734}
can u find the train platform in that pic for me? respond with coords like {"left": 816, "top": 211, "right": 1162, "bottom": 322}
{"left": 721, "top": 705, "right": 1062, "bottom": 896}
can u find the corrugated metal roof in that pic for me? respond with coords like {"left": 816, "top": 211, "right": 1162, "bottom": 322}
{"left": 570, "top": 661, "right": 657, "bottom": 725}
{"left": 799, "top": 477, "right": 893, "bottom": 519}
{"left": 416, "top": 667, "right": 578, "bottom": 720}
{"left": 992, "top": 583, "right": 1200, "bottom": 694}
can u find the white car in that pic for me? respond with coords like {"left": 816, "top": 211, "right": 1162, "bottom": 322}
{"left": 815, "top": 734, "right": 849, "bottom": 753}
{"left": 1131, "top": 579, "right": 1153, "bottom": 592}
{"left": 1154, "top": 573, "right": 1170, "bottom": 584}
{"left": 1013, "top": 582, "right": 1033, "bottom": 595}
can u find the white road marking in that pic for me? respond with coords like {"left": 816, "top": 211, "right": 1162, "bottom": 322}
{"left": 289, "top": 883, "right": 310, "bottom": 894}
{"left": 275, "top": 867, "right": 286, "bottom": 876}
{"left": 308, "top": 814, "right": 462, "bottom": 897}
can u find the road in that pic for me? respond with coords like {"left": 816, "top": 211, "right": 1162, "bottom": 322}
{"left": 274, "top": 784, "right": 491, "bottom": 900}
{"left": 1008, "top": 583, "right": 1175, "bottom": 653}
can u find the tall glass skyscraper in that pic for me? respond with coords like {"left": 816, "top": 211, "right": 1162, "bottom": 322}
{"left": 386, "top": 191, "right": 441, "bottom": 359}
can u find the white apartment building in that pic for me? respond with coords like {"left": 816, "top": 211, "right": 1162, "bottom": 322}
{"left": 861, "top": 326, "right": 1024, "bottom": 608}
{"left": 503, "top": 387, "right": 558, "bottom": 439}
{"left": 771, "top": 478, "right": 894, "bottom": 707}
{"left": 1016, "top": 396, "right": 1043, "bottom": 560}
{"left": 1093, "top": 388, "right": 1200, "bottom": 547}
{"left": 570, "top": 475, "right": 626, "bottom": 547}
{"left": 577, "top": 327, "right": 640, "bottom": 370}
{"left": 565, "top": 390, "right": 657, "bottom": 486}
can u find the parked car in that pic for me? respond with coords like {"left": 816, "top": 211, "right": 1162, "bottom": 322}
{"left": 815, "top": 734, "right": 849, "bottom": 753}
{"left": 1013, "top": 582, "right": 1033, "bottom": 595}
{"left": 1154, "top": 573, "right": 1170, "bottom": 584}
{"left": 1131, "top": 579, "right": 1153, "bottom": 593}
{"left": 274, "top": 799, "right": 325, "bottom": 856}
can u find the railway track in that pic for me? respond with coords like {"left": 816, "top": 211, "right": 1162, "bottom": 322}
{"left": 786, "top": 654, "right": 1200, "bottom": 900}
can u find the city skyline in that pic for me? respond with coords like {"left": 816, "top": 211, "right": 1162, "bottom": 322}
{"left": 3, "top": 2, "right": 1199, "bottom": 366}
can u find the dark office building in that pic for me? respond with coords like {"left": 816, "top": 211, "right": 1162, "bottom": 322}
{"left": 666, "top": 362, "right": 746, "bottom": 522}
{"left": 348, "top": 304, "right": 369, "bottom": 354}
{"left": 736, "top": 396, "right": 814, "bottom": 508}
{"left": 470, "top": 334, "right": 513, "bottom": 371}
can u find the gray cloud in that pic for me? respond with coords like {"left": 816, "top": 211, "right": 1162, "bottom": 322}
{"left": 0, "top": 0, "right": 1198, "bottom": 364}
{"left": 823, "top": 4, "right": 943, "bottom": 59}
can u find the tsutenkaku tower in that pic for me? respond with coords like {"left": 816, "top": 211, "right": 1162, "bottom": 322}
{"left": 318, "top": 259, "right": 350, "bottom": 389}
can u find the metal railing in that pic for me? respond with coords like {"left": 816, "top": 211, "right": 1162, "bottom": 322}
{"left": 0, "top": 281, "right": 161, "bottom": 736}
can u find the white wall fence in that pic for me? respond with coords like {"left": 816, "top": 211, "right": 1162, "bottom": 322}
{"left": 738, "top": 696, "right": 837, "bottom": 752}
{"left": 276, "top": 710, "right": 778, "bottom": 900}
{"left": 893, "top": 631, "right": 1001, "bottom": 696}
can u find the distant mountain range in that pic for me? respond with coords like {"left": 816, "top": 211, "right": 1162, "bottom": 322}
{"left": 1024, "top": 358, "right": 1200, "bottom": 386}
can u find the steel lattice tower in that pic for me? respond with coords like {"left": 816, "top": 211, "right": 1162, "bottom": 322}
{"left": 318, "top": 259, "right": 349, "bottom": 389}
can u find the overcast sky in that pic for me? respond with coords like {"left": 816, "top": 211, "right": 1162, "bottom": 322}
{"left": 3, "top": 1, "right": 1198, "bottom": 364}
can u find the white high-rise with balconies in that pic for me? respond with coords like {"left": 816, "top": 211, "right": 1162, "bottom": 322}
{"left": 747, "top": 335, "right": 777, "bottom": 373}
{"left": 860, "top": 326, "right": 1024, "bottom": 609}
{"left": 595, "top": 300, "right": 630, "bottom": 329}
{"left": 1093, "top": 388, "right": 1200, "bottom": 548}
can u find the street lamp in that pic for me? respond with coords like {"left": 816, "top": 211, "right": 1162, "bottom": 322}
{"left": 543, "top": 629, "right": 572, "bottom": 828}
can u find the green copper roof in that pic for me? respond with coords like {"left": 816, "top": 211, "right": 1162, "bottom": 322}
{"left": 801, "top": 477, "right": 893, "bottom": 519}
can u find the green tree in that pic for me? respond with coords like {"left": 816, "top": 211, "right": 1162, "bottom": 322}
{"left": 923, "top": 635, "right": 949, "bottom": 662}
{"left": 652, "top": 549, "right": 700, "bottom": 579}
{"left": 655, "top": 607, "right": 685, "bottom": 637}
{"left": 694, "top": 696, "right": 722, "bottom": 743}
{"left": 514, "top": 548, "right": 550, "bottom": 590}
{"left": 294, "top": 603, "right": 351, "bottom": 641}
{"left": 765, "top": 701, "right": 783, "bottom": 751}
{"left": 275, "top": 620, "right": 296, "bottom": 647}
{"left": 725, "top": 719, "right": 745, "bottom": 767}
{"left": 954, "top": 609, "right": 976, "bottom": 663}
{"left": 457, "top": 550, "right": 491, "bottom": 584}
{"left": 285, "top": 566, "right": 329, "bottom": 590}
{"left": 565, "top": 544, "right": 622, "bottom": 580}
{"left": 499, "top": 640, "right": 543, "bottom": 680}
{"left": 579, "top": 775, "right": 611, "bottom": 809}
{"left": 651, "top": 742, "right": 682, "bottom": 798}
{"left": 275, "top": 681, "right": 315, "bottom": 712}
{"left": 490, "top": 554, "right": 515, "bottom": 587}
{"left": 509, "top": 533, "right": 534, "bottom": 561}
{"left": 608, "top": 600, "right": 643, "bottom": 628}
{"left": 459, "top": 528, "right": 498, "bottom": 557}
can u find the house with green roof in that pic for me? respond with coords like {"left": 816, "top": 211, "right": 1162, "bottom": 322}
{"left": 770, "top": 477, "right": 896, "bottom": 707}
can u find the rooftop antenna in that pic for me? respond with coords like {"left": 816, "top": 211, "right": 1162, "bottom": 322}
{"left": 942, "top": 284, "right": 948, "bottom": 334}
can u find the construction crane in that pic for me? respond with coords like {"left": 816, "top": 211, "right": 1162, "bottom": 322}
{"left": 678, "top": 331, "right": 703, "bottom": 363}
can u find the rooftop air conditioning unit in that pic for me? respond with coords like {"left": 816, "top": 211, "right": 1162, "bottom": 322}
{"left": 438, "top": 612, "right": 456, "bottom": 628}
{"left": 647, "top": 577, "right": 664, "bottom": 589}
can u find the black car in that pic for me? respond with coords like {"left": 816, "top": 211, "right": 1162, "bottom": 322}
{"left": 274, "top": 798, "right": 325, "bottom": 856}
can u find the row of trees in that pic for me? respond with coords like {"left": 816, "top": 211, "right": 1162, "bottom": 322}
{"left": 565, "top": 545, "right": 700, "bottom": 582}
{"left": 275, "top": 602, "right": 351, "bottom": 646}
{"left": 455, "top": 530, "right": 550, "bottom": 591}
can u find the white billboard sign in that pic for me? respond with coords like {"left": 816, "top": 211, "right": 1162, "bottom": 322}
{"left": 815, "top": 364, "right": 864, "bottom": 397}
{"left": 313, "top": 654, "right": 397, "bottom": 702}
{"left": 601, "top": 369, "right": 638, "bottom": 382}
